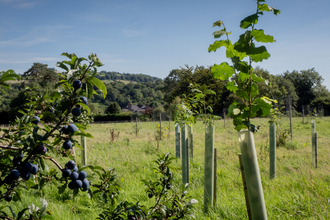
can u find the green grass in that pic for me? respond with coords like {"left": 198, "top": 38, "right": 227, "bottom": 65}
{"left": 2, "top": 117, "right": 330, "bottom": 219}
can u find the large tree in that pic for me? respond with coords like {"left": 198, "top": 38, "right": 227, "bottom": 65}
{"left": 282, "top": 68, "right": 323, "bottom": 112}
{"left": 22, "top": 63, "right": 59, "bottom": 82}
{"left": 163, "top": 65, "right": 226, "bottom": 114}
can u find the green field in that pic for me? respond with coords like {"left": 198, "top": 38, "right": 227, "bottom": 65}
{"left": 2, "top": 117, "right": 330, "bottom": 219}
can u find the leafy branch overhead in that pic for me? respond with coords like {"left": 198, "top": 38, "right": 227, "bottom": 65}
{"left": 209, "top": 0, "right": 280, "bottom": 131}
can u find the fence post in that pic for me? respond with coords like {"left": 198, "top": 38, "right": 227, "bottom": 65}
{"left": 289, "top": 101, "right": 293, "bottom": 140}
{"left": 181, "top": 124, "right": 188, "bottom": 184}
{"left": 175, "top": 123, "right": 181, "bottom": 158}
{"left": 81, "top": 88, "right": 88, "bottom": 165}
{"left": 159, "top": 114, "right": 162, "bottom": 141}
{"left": 315, "top": 133, "right": 318, "bottom": 168}
{"left": 223, "top": 110, "right": 226, "bottom": 127}
{"left": 302, "top": 108, "right": 305, "bottom": 124}
{"left": 311, "top": 120, "right": 316, "bottom": 168}
{"left": 81, "top": 136, "right": 87, "bottom": 165}
{"left": 204, "top": 123, "right": 214, "bottom": 213}
{"left": 269, "top": 122, "right": 276, "bottom": 179}
{"left": 135, "top": 117, "right": 138, "bottom": 137}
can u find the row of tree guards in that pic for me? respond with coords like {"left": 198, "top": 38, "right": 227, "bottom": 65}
{"left": 174, "top": 120, "right": 319, "bottom": 218}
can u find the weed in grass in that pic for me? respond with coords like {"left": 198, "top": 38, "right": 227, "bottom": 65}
{"left": 109, "top": 128, "right": 120, "bottom": 144}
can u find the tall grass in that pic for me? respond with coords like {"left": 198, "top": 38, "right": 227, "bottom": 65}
{"left": 1, "top": 116, "right": 330, "bottom": 219}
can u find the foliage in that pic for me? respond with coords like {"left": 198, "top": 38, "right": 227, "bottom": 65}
{"left": 22, "top": 63, "right": 59, "bottom": 82}
{"left": 105, "top": 102, "right": 121, "bottom": 114}
{"left": 163, "top": 65, "right": 226, "bottom": 114}
{"left": 0, "top": 53, "right": 109, "bottom": 218}
{"left": 208, "top": 0, "right": 280, "bottom": 132}
{"left": 174, "top": 84, "right": 219, "bottom": 127}
{"left": 98, "top": 153, "right": 197, "bottom": 219}
{"left": 282, "top": 68, "right": 324, "bottom": 112}
{"left": 0, "top": 70, "right": 20, "bottom": 93}
{"left": 0, "top": 54, "right": 196, "bottom": 220}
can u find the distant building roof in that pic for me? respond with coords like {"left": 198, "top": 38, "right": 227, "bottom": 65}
{"left": 122, "top": 104, "right": 151, "bottom": 113}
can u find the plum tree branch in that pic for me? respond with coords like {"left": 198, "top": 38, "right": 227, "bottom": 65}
{"left": 0, "top": 144, "right": 19, "bottom": 150}
{"left": 43, "top": 156, "right": 63, "bottom": 170}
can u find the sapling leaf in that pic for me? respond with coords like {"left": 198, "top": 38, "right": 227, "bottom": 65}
{"left": 211, "top": 62, "right": 234, "bottom": 80}
{"left": 240, "top": 13, "right": 259, "bottom": 29}
{"left": 212, "top": 20, "right": 223, "bottom": 27}
{"left": 226, "top": 81, "right": 238, "bottom": 93}
{"left": 208, "top": 39, "right": 231, "bottom": 52}
{"left": 248, "top": 45, "right": 270, "bottom": 62}
{"left": 251, "top": 29, "right": 275, "bottom": 43}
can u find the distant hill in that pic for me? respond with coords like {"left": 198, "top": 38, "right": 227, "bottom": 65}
{"left": 96, "top": 71, "right": 161, "bottom": 83}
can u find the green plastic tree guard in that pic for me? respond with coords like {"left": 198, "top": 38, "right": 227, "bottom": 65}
{"left": 204, "top": 124, "right": 214, "bottom": 213}
{"left": 188, "top": 124, "right": 193, "bottom": 160}
{"left": 311, "top": 120, "right": 316, "bottom": 168}
{"left": 269, "top": 122, "right": 276, "bottom": 179}
{"left": 181, "top": 124, "right": 188, "bottom": 184}
{"left": 175, "top": 123, "right": 180, "bottom": 158}
{"left": 238, "top": 130, "right": 267, "bottom": 220}
{"left": 81, "top": 136, "right": 87, "bottom": 165}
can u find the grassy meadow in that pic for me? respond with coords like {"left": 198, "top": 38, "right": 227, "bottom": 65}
{"left": 2, "top": 116, "right": 330, "bottom": 219}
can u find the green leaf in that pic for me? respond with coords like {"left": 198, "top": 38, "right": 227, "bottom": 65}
{"left": 208, "top": 40, "right": 231, "bottom": 52}
{"left": 259, "top": 3, "right": 280, "bottom": 15}
{"left": 248, "top": 45, "right": 271, "bottom": 62}
{"left": 213, "top": 28, "right": 231, "bottom": 39}
{"left": 211, "top": 62, "right": 235, "bottom": 80}
{"left": 212, "top": 20, "right": 223, "bottom": 27}
{"left": 226, "top": 81, "right": 238, "bottom": 93}
{"left": 238, "top": 72, "right": 250, "bottom": 82}
{"left": 251, "top": 29, "right": 275, "bottom": 43}
{"left": 87, "top": 77, "right": 107, "bottom": 98}
{"left": 39, "top": 157, "right": 45, "bottom": 171}
{"left": 240, "top": 13, "right": 259, "bottom": 29}
{"left": 226, "top": 44, "right": 247, "bottom": 60}
{"left": 56, "top": 62, "right": 69, "bottom": 72}
{"left": 17, "top": 208, "right": 29, "bottom": 220}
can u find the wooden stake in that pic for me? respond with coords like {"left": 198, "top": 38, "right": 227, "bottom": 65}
{"left": 239, "top": 154, "right": 252, "bottom": 220}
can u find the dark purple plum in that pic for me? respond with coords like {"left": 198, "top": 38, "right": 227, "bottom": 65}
{"left": 62, "top": 168, "right": 72, "bottom": 178}
{"left": 30, "top": 164, "right": 39, "bottom": 175}
{"left": 71, "top": 108, "right": 81, "bottom": 117}
{"left": 67, "top": 124, "right": 77, "bottom": 134}
{"left": 74, "top": 179, "right": 83, "bottom": 189}
{"left": 67, "top": 160, "right": 76, "bottom": 170}
{"left": 70, "top": 172, "right": 79, "bottom": 181}
{"left": 73, "top": 80, "right": 82, "bottom": 89}
{"left": 78, "top": 171, "right": 87, "bottom": 180}
{"left": 63, "top": 140, "right": 72, "bottom": 150}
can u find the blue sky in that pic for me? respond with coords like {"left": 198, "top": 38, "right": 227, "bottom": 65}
{"left": 1, "top": 0, "right": 329, "bottom": 90}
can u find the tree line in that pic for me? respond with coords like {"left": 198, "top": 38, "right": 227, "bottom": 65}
{"left": 162, "top": 65, "right": 330, "bottom": 116}
{"left": 1, "top": 62, "right": 329, "bottom": 124}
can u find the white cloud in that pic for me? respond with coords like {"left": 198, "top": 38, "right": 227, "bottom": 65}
{"left": 0, "top": 25, "right": 72, "bottom": 47}
{"left": 0, "top": 0, "right": 40, "bottom": 8}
